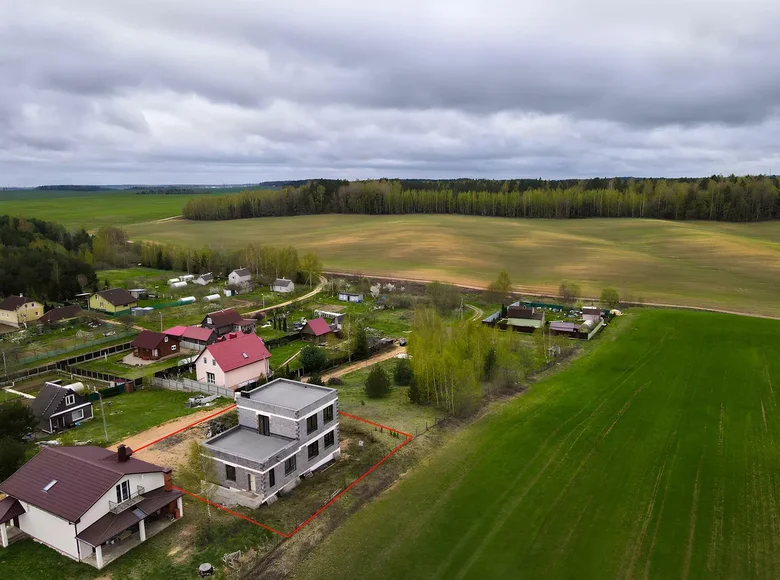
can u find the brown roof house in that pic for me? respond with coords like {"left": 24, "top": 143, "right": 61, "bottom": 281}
{"left": 89, "top": 289, "right": 137, "bottom": 314}
{"left": 38, "top": 305, "right": 83, "bottom": 325}
{"left": 201, "top": 308, "right": 256, "bottom": 336}
{"left": 505, "top": 306, "right": 545, "bottom": 333}
{"left": 0, "top": 445, "right": 183, "bottom": 569}
{"left": 0, "top": 295, "right": 44, "bottom": 327}
{"left": 130, "top": 330, "right": 180, "bottom": 361}
{"left": 31, "top": 381, "right": 94, "bottom": 433}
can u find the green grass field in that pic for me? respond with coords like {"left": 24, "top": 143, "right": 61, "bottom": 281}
{"left": 292, "top": 310, "right": 780, "bottom": 580}
{"left": 127, "top": 215, "right": 780, "bottom": 317}
{"left": 59, "top": 389, "right": 230, "bottom": 445}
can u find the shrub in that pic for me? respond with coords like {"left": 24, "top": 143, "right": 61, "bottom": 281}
{"left": 301, "top": 345, "right": 327, "bottom": 372}
{"left": 0, "top": 436, "right": 27, "bottom": 480}
{"left": 308, "top": 371, "right": 324, "bottom": 386}
{"left": 326, "top": 377, "right": 344, "bottom": 386}
{"left": 364, "top": 365, "right": 392, "bottom": 398}
{"left": 393, "top": 357, "right": 414, "bottom": 386}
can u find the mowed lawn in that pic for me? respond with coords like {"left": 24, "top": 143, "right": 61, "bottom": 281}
{"left": 292, "top": 310, "right": 780, "bottom": 580}
{"left": 128, "top": 215, "right": 780, "bottom": 317}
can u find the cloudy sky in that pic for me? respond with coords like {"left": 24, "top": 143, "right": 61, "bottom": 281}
{"left": 2, "top": 0, "right": 780, "bottom": 185}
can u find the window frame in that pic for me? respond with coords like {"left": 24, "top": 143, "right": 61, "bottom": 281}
{"left": 206, "top": 372, "right": 216, "bottom": 384}
{"left": 308, "top": 440, "right": 319, "bottom": 460}
{"left": 306, "top": 414, "right": 318, "bottom": 435}
{"left": 268, "top": 467, "right": 275, "bottom": 488}
{"left": 324, "top": 431, "right": 335, "bottom": 449}
{"left": 284, "top": 455, "right": 296, "bottom": 475}
{"left": 225, "top": 464, "right": 237, "bottom": 482}
{"left": 323, "top": 405, "right": 334, "bottom": 424}
{"left": 258, "top": 414, "right": 270, "bottom": 436}
{"left": 72, "top": 408, "right": 85, "bottom": 422}
{"left": 65, "top": 394, "right": 75, "bottom": 406}
{"left": 116, "top": 480, "right": 130, "bottom": 503}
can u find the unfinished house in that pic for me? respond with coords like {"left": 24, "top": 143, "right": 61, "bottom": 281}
{"left": 202, "top": 378, "right": 339, "bottom": 507}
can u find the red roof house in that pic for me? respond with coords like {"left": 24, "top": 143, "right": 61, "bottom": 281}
{"left": 130, "top": 330, "right": 179, "bottom": 360}
{"left": 301, "top": 317, "right": 332, "bottom": 344}
{"left": 195, "top": 332, "right": 271, "bottom": 390}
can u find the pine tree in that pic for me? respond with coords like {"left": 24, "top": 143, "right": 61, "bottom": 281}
{"left": 364, "top": 366, "right": 392, "bottom": 398}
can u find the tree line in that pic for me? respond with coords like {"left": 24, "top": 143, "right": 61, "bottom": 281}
{"left": 91, "top": 226, "right": 322, "bottom": 284}
{"left": 0, "top": 215, "right": 98, "bottom": 301}
{"left": 182, "top": 175, "right": 780, "bottom": 223}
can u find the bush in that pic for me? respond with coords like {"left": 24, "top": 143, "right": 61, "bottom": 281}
{"left": 326, "top": 377, "right": 344, "bottom": 386}
{"left": 0, "top": 402, "right": 36, "bottom": 441}
{"left": 393, "top": 357, "right": 414, "bottom": 386}
{"left": 300, "top": 345, "right": 327, "bottom": 372}
{"left": 308, "top": 371, "right": 324, "bottom": 386}
{"left": 364, "top": 365, "right": 392, "bottom": 398}
{"left": 600, "top": 287, "right": 620, "bottom": 308}
{"left": 0, "top": 436, "right": 28, "bottom": 480}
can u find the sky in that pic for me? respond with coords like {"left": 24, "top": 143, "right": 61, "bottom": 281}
{"left": 2, "top": 0, "right": 780, "bottom": 186}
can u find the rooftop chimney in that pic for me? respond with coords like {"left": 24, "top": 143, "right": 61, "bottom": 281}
{"left": 163, "top": 467, "right": 173, "bottom": 491}
{"left": 117, "top": 444, "right": 133, "bottom": 462}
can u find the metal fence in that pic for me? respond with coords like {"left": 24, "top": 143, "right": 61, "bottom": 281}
{"left": 17, "top": 332, "right": 136, "bottom": 365}
{"left": 1, "top": 342, "right": 133, "bottom": 386}
{"left": 151, "top": 376, "right": 234, "bottom": 398}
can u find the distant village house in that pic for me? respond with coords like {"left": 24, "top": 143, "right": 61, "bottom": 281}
{"left": 89, "top": 289, "right": 138, "bottom": 314}
{"left": 229, "top": 268, "right": 252, "bottom": 287}
{"left": 195, "top": 332, "right": 271, "bottom": 390}
{"left": 0, "top": 295, "right": 44, "bottom": 327}
{"left": 31, "top": 380, "right": 94, "bottom": 434}
{"left": 130, "top": 330, "right": 180, "bottom": 361}
{"left": 271, "top": 278, "right": 294, "bottom": 293}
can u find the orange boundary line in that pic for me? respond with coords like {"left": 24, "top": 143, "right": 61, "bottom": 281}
{"left": 134, "top": 403, "right": 237, "bottom": 452}
{"left": 136, "top": 403, "right": 412, "bottom": 538}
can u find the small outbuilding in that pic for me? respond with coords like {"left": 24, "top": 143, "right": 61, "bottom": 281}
{"left": 31, "top": 381, "right": 94, "bottom": 433}
{"left": 38, "top": 305, "right": 83, "bottom": 325}
{"left": 229, "top": 269, "right": 252, "bottom": 287}
{"left": 301, "top": 317, "right": 332, "bottom": 344}
{"left": 271, "top": 278, "right": 295, "bottom": 293}
{"left": 194, "top": 273, "right": 214, "bottom": 286}
{"left": 338, "top": 292, "right": 363, "bottom": 303}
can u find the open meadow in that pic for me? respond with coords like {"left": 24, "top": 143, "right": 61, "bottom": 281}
{"left": 128, "top": 215, "right": 780, "bottom": 317}
{"left": 291, "top": 309, "right": 780, "bottom": 580}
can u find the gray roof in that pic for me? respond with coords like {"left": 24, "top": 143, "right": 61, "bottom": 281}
{"left": 31, "top": 383, "right": 73, "bottom": 420}
{"left": 203, "top": 426, "right": 295, "bottom": 465}
{"left": 273, "top": 278, "right": 293, "bottom": 288}
{"left": 197, "top": 273, "right": 213, "bottom": 281}
{"left": 244, "top": 378, "right": 335, "bottom": 410}
{"left": 232, "top": 268, "right": 251, "bottom": 277}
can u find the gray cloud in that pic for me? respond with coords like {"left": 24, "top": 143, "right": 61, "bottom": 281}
{"left": 2, "top": 0, "right": 780, "bottom": 185}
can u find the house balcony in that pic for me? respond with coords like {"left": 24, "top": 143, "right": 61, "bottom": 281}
{"left": 109, "top": 486, "right": 145, "bottom": 514}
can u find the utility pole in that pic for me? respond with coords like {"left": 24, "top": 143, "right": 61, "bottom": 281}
{"left": 160, "top": 311, "right": 163, "bottom": 332}
{"left": 1, "top": 351, "right": 6, "bottom": 376}
{"left": 94, "top": 387, "right": 109, "bottom": 443}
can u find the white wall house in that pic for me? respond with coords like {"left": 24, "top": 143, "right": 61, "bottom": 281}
{"left": 228, "top": 268, "right": 252, "bottom": 287}
{"left": 0, "top": 446, "right": 183, "bottom": 570}
{"left": 195, "top": 332, "right": 271, "bottom": 391}
{"left": 0, "top": 295, "right": 44, "bottom": 327}
{"left": 271, "top": 278, "right": 295, "bottom": 293}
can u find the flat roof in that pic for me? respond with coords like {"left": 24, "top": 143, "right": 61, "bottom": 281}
{"left": 204, "top": 427, "right": 293, "bottom": 464}
{"left": 246, "top": 378, "right": 335, "bottom": 409}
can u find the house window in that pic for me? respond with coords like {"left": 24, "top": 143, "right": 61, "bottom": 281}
{"left": 308, "top": 440, "right": 319, "bottom": 460}
{"left": 164, "top": 336, "right": 169, "bottom": 342}
{"left": 206, "top": 372, "right": 216, "bottom": 384}
{"left": 225, "top": 464, "right": 236, "bottom": 482}
{"left": 306, "top": 414, "right": 318, "bottom": 434}
{"left": 269, "top": 468, "right": 275, "bottom": 488}
{"left": 324, "top": 431, "right": 335, "bottom": 449}
{"left": 171, "top": 344, "right": 177, "bottom": 351}
{"left": 258, "top": 415, "right": 270, "bottom": 436}
{"left": 153, "top": 349, "right": 159, "bottom": 357}
{"left": 206, "top": 317, "right": 212, "bottom": 325}
{"left": 323, "top": 405, "right": 334, "bottom": 424}
{"left": 212, "top": 360, "right": 216, "bottom": 366}
{"left": 116, "top": 480, "right": 130, "bottom": 503}
{"left": 72, "top": 408, "right": 85, "bottom": 422}
{"left": 203, "top": 357, "right": 208, "bottom": 364}
{"left": 65, "top": 394, "right": 75, "bottom": 406}
{"left": 284, "top": 455, "right": 296, "bottom": 475}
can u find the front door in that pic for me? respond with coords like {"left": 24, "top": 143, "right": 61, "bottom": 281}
{"left": 248, "top": 473, "right": 257, "bottom": 492}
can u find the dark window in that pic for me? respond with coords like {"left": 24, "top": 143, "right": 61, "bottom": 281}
{"left": 115, "top": 480, "right": 130, "bottom": 503}
{"left": 269, "top": 468, "right": 275, "bottom": 488}
{"left": 258, "top": 414, "right": 270, "bottom": 436}
{"left": 225, "top": 464, "right": 236, "bottom": 481}
{"left": 324, "top": 431, "right": 335, "bottom": 449}
{"left": 323, "top": 405, "right": 334, "bottom": 424}
{"left": 306, "top": 414, "right": 318, "bottom": 434}
{"left": 308, "top": 440, "right": 319, "bottom": 460}
{"left": 284, "top": 455, "right": 296, "bottom": 475}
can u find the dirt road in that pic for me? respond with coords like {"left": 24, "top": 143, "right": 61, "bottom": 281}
{"left": 244, "top": 275, "right": 327, "bottom": 317}
{"left": 465, "top": 304, "right": 484, "bottom": 322}
{"left": 320, "top": 346, "right": 406, "bottom": 382}
{"left": 108, "top": 403, "right": 235, "bottom": 454}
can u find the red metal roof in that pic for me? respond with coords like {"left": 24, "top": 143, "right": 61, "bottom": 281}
{"left": 0, "top": 446, "right": 166, "bottom": 523}
{"left": 183, "top": 326, "right": 216, "bottom": 342}
{"left": 0, "top": 497, "right": 25, "bottom": 525}
{"left": 304, "top": 317, "right": 332, "bottom": 337}
{"left": 131, "top": 330, "right": 172, "bottom": 350}
{"left": 202, "top": 333, "right": 270, "bottom": 373}
{"left": 164, "top": 325, "right": 188, "bottom": 337}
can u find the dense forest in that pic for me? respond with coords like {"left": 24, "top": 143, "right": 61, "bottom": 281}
{"left": 182, "top": 176, "right": 780, "bottom": 222}
{"left": 0, "top": 216, "right": 97, "bottom": 301}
